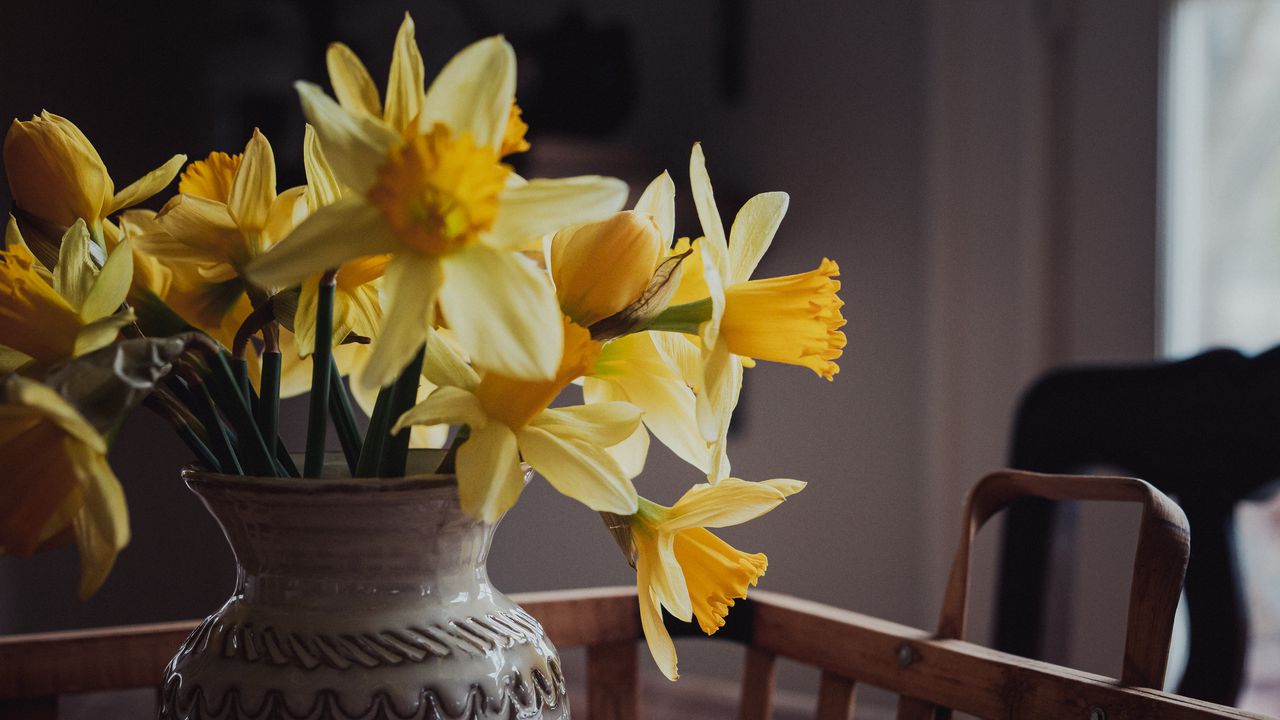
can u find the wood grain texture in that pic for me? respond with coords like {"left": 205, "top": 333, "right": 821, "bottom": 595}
{"left": 814, "top": 671, "right": 856, "bottom": 720}
{"left": 737, "top": 645, "right": 776, "bottom": 720}
{"left": 586, "top": 639, "right": 638, "bottom": 720}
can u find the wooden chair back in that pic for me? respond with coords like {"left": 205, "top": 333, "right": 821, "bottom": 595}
{"left": 1, "top": 472, "right": 1270, "bottom": 719}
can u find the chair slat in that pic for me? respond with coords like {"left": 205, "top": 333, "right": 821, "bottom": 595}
{"left": 738, "top": 645, "right": 777, "bottom": 720}
{"left": 895, "top": 695, "right": 936, "bottom": 720}
{"left": 587, "top": 639, "right": 638, "bottom": 720}
{"left": 814, "top": 671, "right": 856, "bottom": 720}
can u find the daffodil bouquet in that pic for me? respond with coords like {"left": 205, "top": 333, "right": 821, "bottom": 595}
{"left": 0, "top": 14, "right": 845, "bottom": 680}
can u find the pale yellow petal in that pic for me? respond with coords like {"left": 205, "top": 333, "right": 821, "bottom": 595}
{"left": 149, "top": 193, "right": 240, "bottom": 266}
{"left": 517, "top": 424, "right": 639, "bottom": 514}
{"left": 637, "top": 562, "right": 680, "bottom": 681}
{"left": 635, "top": 171, "right": 676, "bottom": 246}
{"left": 295, "top": 81, "right": 398, "bottom": 194}
{"left": 73, "top": 310, "right": 135, "bottom": 357}
{"left": 53, "top": 219, "right": 94, "bottom": 311}
{"left": 423, "top": 326, "right": 479, "bottom": 391}
{"left": 0, "top": 345, "right": 34, "bottom": 373}
{"left": 263, "top": 185, "right": 307, "bottom": 250}
{"left": 80, "top": 238, "right": 133, "bottom": 322}
{"left": 689, "top": 144, "right": 730, "bottom": 326}
{"left": 67, "top": 444, "right": 129, "bottom": 600}
{"left": 6, "top": 375, "right": 104, "bottom": 451}
{"left": 663, "top": 478, "right": 805, "bottom": 532}
{"left": 303, "top": 124, "right": 343, "bottom": 211}
{"left": 490, "top": 176, "right": 629, "bottom": 249}
{"left": 359, "top": 253, "right": 441, "bottom": 392}
{"left": 384, "top": 13, "right": 426, "bottom": 133}
{"left": 689, "top": 143, "right": 728, "bottom": 266}
{"left": 244, "top": 197, "right": 400, "bottom": 291}
{"left": 608, "top": 424, "right": 650, "bottom": 480}
{"left": 392, "top": 385, "right": 486, "bottom": 432}
{"left": 106, "top": 154, "right": 186, "bottom": 215}
{"left": 228, "top": 129, "right": 277, "bottom": 232}
{"left": 437, "top": 245, "right": 561, "bottom": 381}
{"left": 326, "top": 42, "right": 382, "bottom": 117}
{"left": 456, "top": 422, "right": 525, "bottom": 523}
{"left": 530, "top": 402, "right": 642, "bottom": 448}
{"left": 728, "top": 192, "right": 789, "bottom": 284}
{"left": 420, "top": 35, "right": 516, "bottom": 150}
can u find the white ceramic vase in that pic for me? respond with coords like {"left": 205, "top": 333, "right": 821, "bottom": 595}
{"left": 160, "top": 463, "right": 569, "bottom": 720}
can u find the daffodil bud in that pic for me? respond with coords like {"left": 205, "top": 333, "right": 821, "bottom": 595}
{"left": 3, "top": 112, "right": 113, "bottom": 232}
{"left": 551, "top": 210, "right": 663, "bottom": 327}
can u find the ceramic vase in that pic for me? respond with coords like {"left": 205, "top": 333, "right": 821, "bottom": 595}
{"left": 159, "top": 463, "right": 569, "bottom": 720}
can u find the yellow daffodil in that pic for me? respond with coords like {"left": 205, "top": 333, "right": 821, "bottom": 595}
{"left": 131, "top": 129, "right": 301, "bottom": 351}
{"left": 245, "top": 16, "right": 628, "bottom": 391}
{"left": 687, "top": 144, "right": 846, "bottom": 481}
{"left": 393, "top": 318, "right": 641, "bottom": 522}
{"left": 626, "top": 477, "right": 805, "bottom": 680}
{"left": 544, "top": 171, "right": 709, "bottom": 473}
{"left": 0, "top": 374, "right": 128, "bottom": 600}
{"left": 3, "top": 111, "right": 184, "bottom": 250}
{"left": 0, "top": 217, "right": 134, "bottom": 373}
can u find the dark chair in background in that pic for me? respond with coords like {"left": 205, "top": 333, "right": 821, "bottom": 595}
{"left": 994, "top": 346, "right": 1280, "bottom": 705}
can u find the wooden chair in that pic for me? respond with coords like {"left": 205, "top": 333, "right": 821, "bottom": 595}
{"left": 996, "top": 348, "right": 1280, "bottom": 704}
{"left": 1, "top": 471, "right": 1272, "bottom": 719}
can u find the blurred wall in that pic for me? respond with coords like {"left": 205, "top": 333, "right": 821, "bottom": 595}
{"left": 0, "top": 0, "right": 1160, "bottom": 693}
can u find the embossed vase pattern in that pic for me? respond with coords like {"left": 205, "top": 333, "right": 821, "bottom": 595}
{"left": 161, "top": 468, "right": 569, "bottom": 720}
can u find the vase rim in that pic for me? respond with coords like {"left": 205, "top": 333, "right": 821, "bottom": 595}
{"left": 182, "top": 466, "right": 458, "bottom": 495}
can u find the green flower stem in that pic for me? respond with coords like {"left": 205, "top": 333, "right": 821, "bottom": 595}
{"left": 232, "top": 357, "right": 251, "bottom": 409}
{"left": 328, "top": 356, "right": 362, "bottom": 475}
{"left": 379, "top": 344, "right": 426, "bottom": 478}
{"left": 258, "top": 350, "right": 281, "bottom": 462}
{"left": 206, "top": 351, "right": 278, "bottom": 477}
{"left": 640, "top": 297, "right": 713, "bottom": 335}
{"left": 191, "top": 379, "right": 242, "bottom": 475}
{"left": 141, "top": 394, "right": 220, "bottom": 472}
{"left": 304, "top": 273, "right": 337, "bottom": 478}
{"left": 275, "top": 442, "right": 300, "bottom": 478}
{"left": 355, "top": 385, "right": 394, "bottom": 478}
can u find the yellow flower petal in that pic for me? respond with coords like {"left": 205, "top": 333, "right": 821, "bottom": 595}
{"left": 607, "top": 424, "right": 650, "bottom": 480}
{"left": 0, "top": 235, "right": 80, "bottom": 364}
{"left": 437, "top": 245, "right": 562, "bottom": 381}
{"left": 689, "top": 144, "right": 729, "bottom": 283}
{"left": 634, "top": 171, "right": 676, "bottom": 246}
{"left": 0, "top": 345, "right": 33, "bottom": 373}
{"left": 423, "top": 326, "right": 479, "bottom": 391}
{"left": 491, "top": 176, "right": 630, "bottom": 249}
{"left": 303, "top": 124, "right": 343, "bottom": 211}
{"left": 107, "top": 154, "right": 186, "bottom": 215}
{"left": 326, "top": 42, "right": 382, "bottom": 117}
{"left": 518, "top": 422, "right": 639, "bottom": 514}
{"left": 245, "top": 197, "right": 400, "bottom": 291}
{"left": 393, "top": 385, "right": 486, "bottom": 432}
{"left": 675, "top": 527, "right": 767, "bottom": 636}
{"left": 664, "top": 478, "right": 806, "bottom": 532}
{"left": 295, "top": 81, "right": 398, "bottom": 194}
{"left": 80, "top": 238, "right": 133, "bottom": 322}
{"left": 530, "top": 402, "right": 643, "bottom": 447}
{"left": 550, "top": 211, "right": 662, "bottom": 327}
{"left": 632, "top": 515, "right": 691, "bottom": 621}
{"left": 728, "top": 192, "right": 789, "bottom": 285}
{"left": 68, "top": 444, "right": 129, "bottom": 600}
{"left": 3, "top": 112, "right": 112, "bottom": 229}
{"left": 54, "top": 219, "right": 94, "bottom": 312}
{"left": 359, "top": 252, "right": 442, "bottom": 391}
{"left": 721, "top": 259, "right": 846, "bottom": 379}
{"left": 420, "top": 35, "right": 516, "bottom": 150}
{"left": 384, "top": 13, "right": 426, "bottom": 134}
{"left": 179, "top": 152, "right": 242, "bottom": 203}
{"left": 456, "top": 421, "right": 524, "bottom": 523}
{"left": 227, "top": 129, "right": 277, "bottom": 233}
{"left": 73, "top": 310, "right": 136, "bottom": 357}
{"left": 637, "top": 554, "right": 680, "bottom": 681}
{"left": 150, "top": 193, "right": 240, "bottom": 267}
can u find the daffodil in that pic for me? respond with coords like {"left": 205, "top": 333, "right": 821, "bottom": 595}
{"left": 0, "top": 374, "right": 128, "bottom": 599}
{"left": 626, "top": 477, "right": 805, "bottom": 680}
{"left": 131, "top": 129, "right": 301, "bottom": 353}
{"left": 393, "top": 318, "right": 640, "bottom": 522}
{"left": 543, "top": 171, "right": 709, "bottom": 473}
{"left": 0, "top": 217, "right": 134, "bottom": 373}
{"left": 245, "top": 16, "right": 628, "bottom": 391}
{"left": 3, "top": 111, "right": 184, "bottom": 252}
{"left": 686, "top": 144, "right": 846, "bottom": 481}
